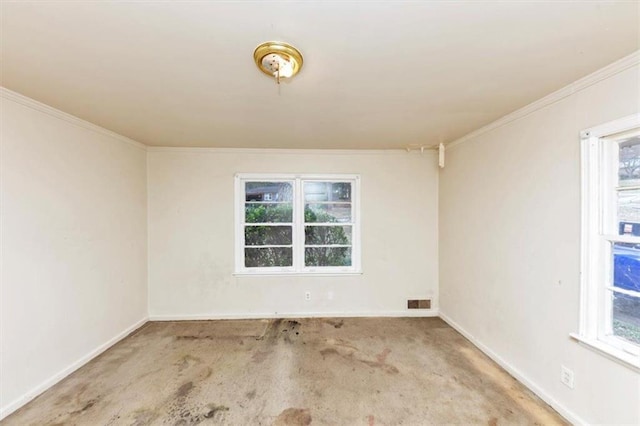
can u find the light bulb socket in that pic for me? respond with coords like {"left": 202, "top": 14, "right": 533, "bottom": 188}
{"left": 254, "top": 41, "right": 303, "bottom": 79}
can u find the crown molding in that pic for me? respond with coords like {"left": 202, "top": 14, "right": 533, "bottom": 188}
{"left": 0, "top": 87, "right": 147, "bottom": 150}
{"left": 446, "top": 50, "right": 640, "bottom": 150}
{"left": 146, "top": 146, "right": 436, "bottom": 156}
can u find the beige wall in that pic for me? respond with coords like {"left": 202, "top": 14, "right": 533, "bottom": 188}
{"left": 0, "top": 94, "right": 148, "bottom": 417}
{"left": 439, "top": 64, "right": 640, "bottom": 424}
{"left": 147, "top": 149, "right": 439, "bottom": 318}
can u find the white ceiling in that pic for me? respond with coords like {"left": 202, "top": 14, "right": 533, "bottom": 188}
{"left": 2, "top": 1, "right": 638, "bottom": 149}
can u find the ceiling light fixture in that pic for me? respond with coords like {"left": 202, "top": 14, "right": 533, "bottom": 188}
{"left": 253, "top": 41, "right": 303, "bottom": 85}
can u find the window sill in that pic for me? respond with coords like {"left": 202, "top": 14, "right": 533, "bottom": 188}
{"left": 233, "top": 271, "right": 363, "bottom": 277}
{"left": 569, "top": 333, "right": 640, "bottom": 372}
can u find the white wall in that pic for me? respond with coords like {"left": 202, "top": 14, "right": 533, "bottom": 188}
{"left": 439, "top": 61, "right": 640, "bottom": 424}
{"left": 0, "top": 92, "right": 148, "bottom": 417}
{"left": 148, "top": 149, "right": 439, "bottom": 318}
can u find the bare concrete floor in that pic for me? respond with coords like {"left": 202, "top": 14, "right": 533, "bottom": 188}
{"left": 4, "top": 318, "right": 567, "bottom": 425}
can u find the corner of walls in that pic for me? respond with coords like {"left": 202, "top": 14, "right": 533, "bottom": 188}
{"left": 0, "top": 87, "right": 147, "bottom": 152}
{"left": 145, "top": 141, "right": 152, "bottom": 321}
{"left": 0, "top": 318, "right": 148, "bottom": 420}
{"left": 434, "top": 153, "right": 441, "bottom": 313}
{"left": 445, "top": 50, "right": 640, "bottom": 152}
{"left": 0, "top": 88, "right": 150, "bottom": 420}
{"left": 438, "top": 311, "right": 586, "bottom": 425}
{"left": 437, "top": 51, "right": 640, "bottom": 424}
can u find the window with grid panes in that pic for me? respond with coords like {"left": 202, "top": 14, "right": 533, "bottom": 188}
{"left": 235, "top": 174, "right": 360, "bottom": 274}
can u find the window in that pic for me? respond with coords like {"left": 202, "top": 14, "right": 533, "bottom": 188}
{"left": 235, "top": 174, "right": 361, "bottom": 275}
{"left": 577, "top": 114, "right": 640, "bottom": 369}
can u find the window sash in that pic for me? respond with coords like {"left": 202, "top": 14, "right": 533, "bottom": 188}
{"left": 599, "top": 136, "right": 640, "bottom": 351}
{"left": 244, "top": 223, "right": 294, "bottom": 226}
{"left": 616, "top": 185, "right": 640, "bottom": 191}
{"left": 304, "top": 245, "right": 352, "bottom": 249}
{"left": 606, "top": 286, "right": 640, "bottom": 298}
{"left": 579, "top": 115, "right": 640, "bottom": 370}
{"left": 600, "top": 289, "right": 640, "bottom": 356}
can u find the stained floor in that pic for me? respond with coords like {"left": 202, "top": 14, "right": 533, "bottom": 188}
{"left": 3, "top": 318, "right": 568, "bottom": 425}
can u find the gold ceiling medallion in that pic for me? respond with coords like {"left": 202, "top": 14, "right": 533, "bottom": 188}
{"left": 253, "top": 41, "right": 303, "bottom": 84}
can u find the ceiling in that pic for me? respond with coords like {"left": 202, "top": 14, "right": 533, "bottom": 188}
{"left": 2, "top": 1, "right": 638, "bottom": 149}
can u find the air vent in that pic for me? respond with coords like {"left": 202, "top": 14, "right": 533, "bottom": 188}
{"left": 407, "top": 299, "right": 431, "bottom": 309}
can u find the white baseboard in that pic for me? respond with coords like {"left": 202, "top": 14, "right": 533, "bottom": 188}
{"left": 438, "top": 311, "right": 585, "bottom": 426}
{"left": 0, "top": 317, "right": 148, "bottom": 421}
{"left": 149, "top": 309, "right": 439, "bottom": 321}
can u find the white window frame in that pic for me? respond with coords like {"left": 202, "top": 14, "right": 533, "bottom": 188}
{"left": 573, "top": 114, "right": 640, "bottom": 371}
{"left": 234, "top": 173, "right": 361, "bottom": 276}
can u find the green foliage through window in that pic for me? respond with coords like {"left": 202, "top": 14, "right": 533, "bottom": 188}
{"left": 244, "top": 204, "right": 352, "bottom": 267}
{"left": 245, "top": 204, "right": 292, "bottom": 223}
{"left": 244, "top": 247, "right": 292, "bottom": 267}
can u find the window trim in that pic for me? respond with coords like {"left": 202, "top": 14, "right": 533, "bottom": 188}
{"left": 234, "top": 173, "right": 361, "bottom": 276}
{"left": 575, "top": 114, "right": 640, "bottom": 371}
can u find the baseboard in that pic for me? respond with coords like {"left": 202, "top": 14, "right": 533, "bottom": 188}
{"left": 438, "top": 311, "right": 585, "bottom": 426}
{"left": 0, "top": 317, "right": 148, "bottom": 421}
{"left": 149, "top": 309, "right": 439, "bottom": 321}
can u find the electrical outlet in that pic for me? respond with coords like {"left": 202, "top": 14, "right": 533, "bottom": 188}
{"left": 305, "top": 291, "right": 311, "bottom": 301}
{"left": 327, "top": 291, "right": 334, "bottom": 300}
{"left": 560, "top": 365, "right": 574, "bottom": 389}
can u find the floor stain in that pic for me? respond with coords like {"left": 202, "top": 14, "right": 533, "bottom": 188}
{"left": 175, "top": 354, "right": 202, "bottom": 371}
{"left": 324, "top": 338, "right": 359, "bottom": 351}
{"left": 319, "top": 348, "right": 339, "bottom": 358}
{"left": 376, "top": 348, "right": 391, "bottom": 364}
{"left": 201, "top": 367, "right": 213, "bottom": 380}
{"left": 68, "top": 398, "right": 98, "bottom": 416}
{"left": 320, "top": 346, "right": 399, "bottom": 374}
{"left": 365, "top": 348, "right": 399, "bottom": 374}
{"left": 283, "top": 320, "right": 301, "bottom": 344}
{"left": 175, "top": 381, "right": 194, "bottom": 399}
{"left": 256, "top": 319, "right": 303, "bottom": 344}
{"left": 257, "top": 319, "right": 284, "bottom": 343}
{"left": 170, "top": 403, "right": 229, "bottom": 425}
{"left": 252, "top": 350, "right": 270, "bottom": 363}
{"left": 52, "top": 382, "right": 88, "bottom": 408}
{"left": 204, "top": 404, "right": 229, "bottom": 419}
{"left": 176, "top": 335, "right": 214, "bottom": 340}
{"left": 131, "top": 408, "right": 158, "bottom": 426}
{"left": 274, "top": 407, "right": 312, "bottom": 426}
{"left": 325, "top": 319, "right": 344, "bottom": 329}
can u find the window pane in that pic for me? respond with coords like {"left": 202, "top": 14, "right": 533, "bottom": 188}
{"left": 305, "top": 225, "right": 352, "bottom": 245}
{"left": 245, "top": 247, "right": 292, "bottom": 267}
{"left": 612, "top": 292, "right": 640, "bottom": 345}
{"left": 612, "top": 242, "right": 640, "bottom": 292}
{"left": 305, "top": 203, "right": 351, "bottom": 223}
{"left": 245, "top": 226, "right": 292, "bottom": 246}
{"left": 245, "top": 203, "right": 293, "bottom": 223}
{"left": 617, "top": 189, "right": 640, "bottom": 235}
{"left": 618, "top": 136, "right": 640, "bottom": 187}
{"left": 304, "top": 182, "right": 352, "bottom": 202}
{"left": 305, "top": 247, "right": 352, "bottom": 267}
{"left": 245, "top": 182, "right": 293, "bottom": 202}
